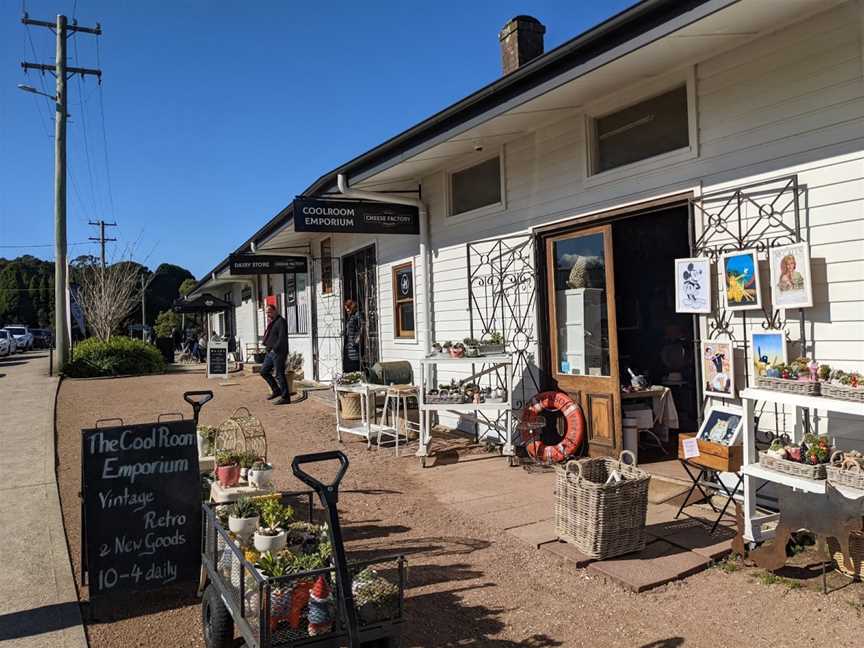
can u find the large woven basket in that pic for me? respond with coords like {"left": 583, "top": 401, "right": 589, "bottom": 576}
{"left": 555, "top": 450, "right": 651, "bottom": 560}
{"left": 827, "top": 529, "right": 864, "bottom": 579}
{"left": 821, "top": 382, "right": 864, "bottom": 403}
{"left": 338, "top": 392, "right": 363, "bottom": 420}
{"left": 755, "top": 376, "right": 820, "bottom": 395}
{"left": 758, "top": 451, "right": 827, "bottom": 480}
{"left": 826, "top": 451, "right": 864, "bottom": 491}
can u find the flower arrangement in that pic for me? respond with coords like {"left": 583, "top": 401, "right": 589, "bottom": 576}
{"left": 335, "top": 371, "right": 363, "bottom": 385}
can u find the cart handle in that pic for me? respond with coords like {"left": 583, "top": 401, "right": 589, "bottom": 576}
{"left": 291, "top": 451, "right": 349, "bottom": 502}
{"left": 183, "top": 390, "right": 214, "bottom": 407}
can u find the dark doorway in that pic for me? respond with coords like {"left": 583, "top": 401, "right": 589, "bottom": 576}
{"left": 341, "top": 245, "right": 379, "bottom": 373}
{"left": 612, "top": 206, "right": 697, "bottom": 459}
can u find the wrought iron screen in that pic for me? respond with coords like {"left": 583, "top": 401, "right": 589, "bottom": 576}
{"left": 466, "top": 234, "right": 541, "bottom": 416}
{"left": 311, "top": 256, "right": 342, "bottom": 382}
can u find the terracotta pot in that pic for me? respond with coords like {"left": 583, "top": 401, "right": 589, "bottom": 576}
{"left": 216, "top": 463, "right": 240, "bottom": 487}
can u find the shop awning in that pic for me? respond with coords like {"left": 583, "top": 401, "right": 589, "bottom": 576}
{"left": 172, "top": 293, "right": 233, "bottom": 314}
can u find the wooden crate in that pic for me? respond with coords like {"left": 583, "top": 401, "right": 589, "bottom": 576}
{"left": 678, "top": 433, "right": 743, "bottom": 472}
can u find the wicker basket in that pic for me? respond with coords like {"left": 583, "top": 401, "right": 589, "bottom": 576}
{"left": 755, "top": 376, "right": 820, "bottom": 395}
{"left": 827, "top": 530, "right": 864, "bottom": 580}
{"left": 758, "top": 451, "right": 827, "bottom": 480}
{"left": 821, "top": 382, "right": 864, "bottom": 403}
{"left": 338, "top": 392, "right": 363, "bottom": 420}
{"left": 826, "top": 451, "right": 864, "bottom": 491}
{"left": 555, "top": 450, "right": 651, "bottom": 560}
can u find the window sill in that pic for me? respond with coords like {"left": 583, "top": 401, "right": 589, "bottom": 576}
{"left": 584, "top": 146, "right": 696, "bottom": 189}
{"left": 393, "top": 336, "right": 418, "bottom": 345}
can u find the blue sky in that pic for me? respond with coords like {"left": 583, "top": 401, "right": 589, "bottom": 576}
{"left": 1, "top": 0, "right": 635, "bottom": 277}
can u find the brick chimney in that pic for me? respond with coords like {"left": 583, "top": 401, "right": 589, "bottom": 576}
{"left": 499, "top": 15, "right": 546, "bottom": 75}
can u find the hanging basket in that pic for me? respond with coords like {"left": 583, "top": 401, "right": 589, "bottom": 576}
{"left": 216, "top": 407, "right": 267, "bottom": 461}
{"left": 338, "top": 393, "right": 363, "bottom": 420}
{"left": 555, "top": 451, "right": 651, "bottom": 560}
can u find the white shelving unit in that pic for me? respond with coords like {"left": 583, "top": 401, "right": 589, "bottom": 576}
{"left": 417, "top": 354, "right": 513, "bottom": 468}
{"left": 334, "top": 382, "right": 395, "bottom": 448}
{"left": 741, "top": 387, "right": 864, "bottom": 542}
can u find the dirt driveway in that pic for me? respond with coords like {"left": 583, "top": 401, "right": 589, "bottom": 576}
{"left": 56, "top": 371, "right": 863, "bottom": 647}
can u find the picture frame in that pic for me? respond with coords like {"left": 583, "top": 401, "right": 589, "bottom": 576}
{"left": 701, "top": 340, "right": 735, "bottom": 399}
{"left": 720, "top": 249, "right": 762, "bottom": 311}
{"left": 674, "top": 257, "right": 711, "bottom": 313}
{"left": 768, "top": 242, "right": 813, "bottom": 310}
{"left": 749, "top": 330, "right": 787, "bottom": 385}
{"left": 697, "top": 404, "right": 744, "bottom": 447}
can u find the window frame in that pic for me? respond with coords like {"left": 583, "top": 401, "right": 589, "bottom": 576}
{"left": 392, "top": 260, "right": 417, "bottom": 342}
{"left": 445, "top": 148, "right": 506, "bottom": 220}
{"left": 583, "top": 67, "right": 698, "bottom": 188}
{"left": 320, "top": 237, "right": 334, "bottom": 296}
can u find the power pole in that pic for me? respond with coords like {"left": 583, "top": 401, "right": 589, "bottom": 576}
{"left": 88, "top": 220, "right": 117, "bottom": 269}
{"left": 21, "top": 13, "right": 102, "bottom": 372}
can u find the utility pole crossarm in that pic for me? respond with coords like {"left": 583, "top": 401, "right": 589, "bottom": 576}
{"left": 24, "top": 62, "right": 102, "bottom": 79}
{"left": 22, "top": 13, "right": 101, "bottom": 35}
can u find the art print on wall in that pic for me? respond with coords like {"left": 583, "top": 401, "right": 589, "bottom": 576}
{"left": 769, "top": 242, "right": 813, "bottom": 309}
{"left": 749, "top": 330, "right": 787, "bottom": 383}
{"left": 675, "top": 257, "right": 711, "bottom": 313}
{"left": 697, "top": 405, "right": 744, "bottom": 446}
{"left": 721, "top": 249, "right": 762, "bottom": 311}
{"left": 702, "top": 340, "right": 735, "bottom": 399}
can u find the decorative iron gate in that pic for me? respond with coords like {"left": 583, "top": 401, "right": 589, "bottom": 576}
{"left": 311, "top": 256, "right": 342, "bottom": 382}
{"left": 466, "top": 234, "right": 541, "bottom": 413}
{"left": 342, "top": 245, "right": 380, "bottom": 372}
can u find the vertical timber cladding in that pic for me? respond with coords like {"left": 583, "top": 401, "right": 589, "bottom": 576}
{"left": 81, "top": 420, "right": 201, "bottom": 596}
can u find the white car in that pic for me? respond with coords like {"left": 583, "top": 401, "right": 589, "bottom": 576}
{"left": 4, "top": 326, "right": 33, "bottom": 352}
{"left": 0, "top": 329, "right": 15, "bottom": 356}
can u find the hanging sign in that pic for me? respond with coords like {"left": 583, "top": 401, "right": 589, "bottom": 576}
{"left": 229, "top": 254, "right": 308, "bottom": 275}
{"left": 207, "top": 340, "right": 229, "bottom": 379}
{"left": 293, "top": 197, "right": 419, "bottom": 235}
{"left": 81, "top": 420, "right": 201, "bottom": 596}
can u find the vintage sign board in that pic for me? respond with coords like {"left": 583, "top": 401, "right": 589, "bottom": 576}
{"left": 207, "top": 340, "right": 229, "bottom": 379}
{"left": 81, "top": 420, "right": 201, "bottom": 596}
{"left": 293, "top": 197, "right": 419, "bottom": 235}
{"left": 229, "top": 253, "right": 308, "bottom": 275}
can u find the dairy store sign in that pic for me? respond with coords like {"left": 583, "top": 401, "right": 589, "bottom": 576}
{"left": 292, "top": 197, "right": 419, "bottom": 235}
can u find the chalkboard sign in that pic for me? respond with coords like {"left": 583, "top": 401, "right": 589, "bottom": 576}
{"left": 81, "top": 420, "right": 201, "bottom": 596}
{"left": 207, "top": 340, "right": 228, "bottom": 379}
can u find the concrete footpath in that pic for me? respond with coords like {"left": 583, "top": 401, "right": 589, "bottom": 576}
{"left": 0, "top": 352, "right": 87, "bottom": 647}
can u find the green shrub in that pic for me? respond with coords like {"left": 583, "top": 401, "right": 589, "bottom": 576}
{"left": 65, "top": 336, "right": 165, "bottom": 377}
{"left": 154, "top": 309, "right": 180, "bottom": 338}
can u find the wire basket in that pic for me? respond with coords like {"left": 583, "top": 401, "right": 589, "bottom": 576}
{"left": 555, "top": 451, "right": 651, "bottom": 559}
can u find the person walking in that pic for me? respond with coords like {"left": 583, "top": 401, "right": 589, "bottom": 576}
{"left": 343, "top": 299, "right": 363, "bottom": 374}
{"left": 261, "top": 303, "right": 290, "bottom": 404}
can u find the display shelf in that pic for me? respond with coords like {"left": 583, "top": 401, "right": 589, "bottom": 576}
{"left": 421, "top": 355, "right": 512, "bottom": 365}
{"left": 742, "top": 463, "right": 864, "bottom": 499}
{"left": 419, "top": 402, "right": 510, "bottom": 412}
{"left": 740, "top": 388, "right": 864, "bottom": 417}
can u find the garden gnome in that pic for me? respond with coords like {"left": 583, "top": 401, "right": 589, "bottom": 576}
{"left": 307, "top": 575, "right": 334, "bottom": 635}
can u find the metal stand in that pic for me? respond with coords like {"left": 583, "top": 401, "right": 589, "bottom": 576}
{"left": 675, "top": 459, "right": 743, "bottom": 534}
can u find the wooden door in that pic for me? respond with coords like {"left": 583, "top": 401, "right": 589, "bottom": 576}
{"left": 545, "top": 225, "right": 621, "bottom": 457}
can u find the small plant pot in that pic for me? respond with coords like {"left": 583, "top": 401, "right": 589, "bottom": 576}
{"left": 254, "top": 529, "right": 287, "bottom": 553}
{"left": 197, "top": 435, "right": 211, "bottom": 457}
{"left": 248, "top": 466, "right": 274, "bottom": 489}
{"left": 216, "top": 463, "right": 240, "bottom": 488}
{"left": 240, "top": 467, "right": 249, "bottom": 481}
{"left": 228, "top": 515, "right": 259, "bottom": 540}
{"left": 450, "top": 347, "right": 465, "bottom": 358}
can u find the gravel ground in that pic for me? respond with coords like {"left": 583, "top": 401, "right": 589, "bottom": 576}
{"left": 56, "top": 372, "right": 864, "bottom": 648}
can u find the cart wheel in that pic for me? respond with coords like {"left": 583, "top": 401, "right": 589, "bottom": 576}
{"left": 202, "top": 584, "right": 233, "bottom": 648}
{"left": 508, "top": 456, "right": 519, "bottom": 467}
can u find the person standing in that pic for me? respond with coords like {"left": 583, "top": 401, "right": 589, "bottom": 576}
{"left": 261, "top": 303, "right": 290, "bottom": 404}
{"left": 343, "top": 299, "right": 363, "bottom": 374}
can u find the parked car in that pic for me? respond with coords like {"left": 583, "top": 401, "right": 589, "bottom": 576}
{"left": 0, "top": 329, "right": 16, "bottom": 356}
{"left": 31, "top": 328, "right": 53, "bottom": 349}
{"left": 4, "top": 326, "right": 32, "bottom": 351}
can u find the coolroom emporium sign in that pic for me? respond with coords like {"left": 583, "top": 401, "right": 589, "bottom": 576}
{"left": 293, "top": 197, "right": 419, "bottom": 235}
{"left": 81, "top": 420, "right": 201, "bottom": 596}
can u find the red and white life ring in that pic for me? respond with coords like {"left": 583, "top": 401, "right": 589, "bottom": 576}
{"left": 520, "top": 391, "right": 586, "bottom": 462}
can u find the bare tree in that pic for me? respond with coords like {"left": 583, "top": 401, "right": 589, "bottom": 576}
{"left": 76, "top": 252, "right": 143, "bottom": 341}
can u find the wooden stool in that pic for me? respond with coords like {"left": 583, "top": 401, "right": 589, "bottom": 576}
{"left": 378, "top": 385, "right": 417, "bottom": 456}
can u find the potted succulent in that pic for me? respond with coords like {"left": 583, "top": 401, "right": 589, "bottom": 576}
{"left": 463, "top": 338, "right": 481, "bottom": 357}
{"left": 254, "top": 497, "right": 293, "bottom": 553}
{"left": 431, "top": 342, "right": 444, "bottom": 357}
{"left": 479, "top": 331, "right": 506, "bottom": 355}
{"left": 215, "top": 450, "right": 241, "bottom": 488}
{"left": 238, "top": 451, "right": 258, "bottom": 481}
{"left": 228, "top": 497, "right": 259, "bottom": 540}
{"left": 441, "top": 341, "right": 452, "bottom": 355}
{"left": 353, "top": 566, "right": 400, "bottom": 625}
{"left": 766, "top": 439, "right": 787, "bottom": 459}
{"left": 785, "top": 442, "right": 802, "bottom": 462}
{"left": 256, "top": 551, "right": 294, "bottom": 625}
{"left": 335, "top": 371, "right": 365, "bottom": 421}
{"left": 450, "top": 341, "right": 465, "bottom": 358}
{"left": 197, "top": 425, "right": 218, "bottom": 457}
{"left": 248, "top": 459, "right": 274, "bottom": 489}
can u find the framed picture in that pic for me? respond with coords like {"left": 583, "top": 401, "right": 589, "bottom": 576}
{"left": 721, "top": 249, "right": 762, "bottom": 311}
{"left": 697, "top": 405, "right": 744, "bottom": 446}
{"left": 749, "top": 330, "right": 787, "bottom": 383}
{"left": 675, "top": 257, "right": 711, "bottom": 313}
{"left": 768, "top": 242, "right": 813, "bottom": 309}
{"left": 701, "top": 340, "right": 735, "bottom": 399}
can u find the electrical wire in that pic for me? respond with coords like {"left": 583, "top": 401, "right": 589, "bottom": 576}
{"left": 0, "top": 241, "right": 91, "bottom": 248}
{"left": 71, "top": 18, "right": 101, "bottom": 219}
{"left": 95, "top": 37, "right": 116, "bottom": 222}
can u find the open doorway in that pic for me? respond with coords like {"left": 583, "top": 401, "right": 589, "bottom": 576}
{"left": 612, "top": 205, "right": 697, "bottom": 461}
{"left": 341, "top": 244, "right": 380, "bottom": 373}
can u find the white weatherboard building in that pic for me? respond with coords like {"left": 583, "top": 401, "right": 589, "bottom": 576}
{"left": 192, "top": 0, "right": 864, "bottom": 458}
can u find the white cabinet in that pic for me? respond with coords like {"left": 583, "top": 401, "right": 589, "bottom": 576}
{"left": 555, "top": 288, "right": 603, "bottom": 375}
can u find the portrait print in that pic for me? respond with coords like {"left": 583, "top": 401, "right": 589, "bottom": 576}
{"left": 769, "top": 242, "right": 813, "bottom": 309}
{"left": 702, "top": 340, "right": 735, "bottom": 399}
{"left": 675, "top": 257, "right": 712, "bottom": 314}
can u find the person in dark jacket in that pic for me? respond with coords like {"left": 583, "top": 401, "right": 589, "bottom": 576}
{"left": 261, "top": 303, "right": 290, "bottom": 404}
{"left": 343, "top": 299, "right": 363, "bottom": 373}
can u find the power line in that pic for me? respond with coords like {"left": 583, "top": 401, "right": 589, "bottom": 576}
{"left": 0, "top": 241, "right": 91, "bottom": 248}
{"left": 72, "top": 20, "right": 100, "bottom": 218}
{"left": 95, "top": 37, "right": 116, "bottom": 220}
